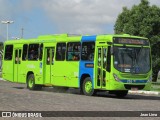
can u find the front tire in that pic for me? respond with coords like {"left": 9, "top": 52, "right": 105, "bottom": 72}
{"left": 82, "top": 77, "right": 96, "bottom": 96}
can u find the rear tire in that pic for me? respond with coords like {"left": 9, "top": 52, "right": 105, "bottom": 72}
{"left": 82, "top": 77, "right": 96, "bottom": 96}
{"left": 27, "top": 74, "right": 42, "bottom": 90}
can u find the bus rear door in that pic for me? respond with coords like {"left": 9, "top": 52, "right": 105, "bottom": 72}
{"left": 44, "top": 47, "right": 55, "bottom": 85}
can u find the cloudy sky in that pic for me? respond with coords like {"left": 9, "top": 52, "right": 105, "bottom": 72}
{"left": 0, "top": 0, "right": 160, "bottom": 41}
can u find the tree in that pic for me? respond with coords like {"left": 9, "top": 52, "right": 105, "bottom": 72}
{"left": 114, "top": 0, "right": 160, "bottom": 81}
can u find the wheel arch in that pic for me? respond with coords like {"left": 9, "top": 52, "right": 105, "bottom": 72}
{"left": 80, "top": 74, "right": 91, "bottom": 91}
{"left": 26, "top": 71, "right": 34, "bottom": 83}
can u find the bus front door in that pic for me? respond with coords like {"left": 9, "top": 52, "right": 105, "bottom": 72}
{"left": 14, "top": 49, "right": 22, "bottom": 82}
{"left": 44, "top": 47, "right": 54, "bottom": 84}
{"left": 96, "top": 47, "right": 108, "bottom": 89}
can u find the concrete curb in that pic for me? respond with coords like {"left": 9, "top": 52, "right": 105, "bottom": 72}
{"left": 0, "top": 78, "right": 5, "bottom": 81}
{"left": 129, "top": 90, "right": 159, "bottom": 95}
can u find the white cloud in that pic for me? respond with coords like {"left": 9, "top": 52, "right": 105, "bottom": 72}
{"left": 39, "top": 0, "right": 142, "bottom": 34}
{"left": 40, "top": 0, "right": 160, "bottom": 34}
{"left": 0, "top": 1, "right": 12, "bottom": 17}
{"left": 0, "top": 0, "right": 160, "bottom": 40}
{"left": 0, "top": 0, "right": 14, "bottom": 40}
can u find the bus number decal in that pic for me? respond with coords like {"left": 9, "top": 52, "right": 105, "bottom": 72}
{"left": 27, "top": 64, "right": 35, "bottom": 69}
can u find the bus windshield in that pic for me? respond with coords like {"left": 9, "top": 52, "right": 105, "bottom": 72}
{"left": 114, "top": 46, "right": 151, "bottom": 74}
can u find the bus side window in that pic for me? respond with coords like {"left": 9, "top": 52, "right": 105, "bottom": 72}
{"left": 4, "top": 45, "right": 13, "bottom": 60}
{"left": 56, "top": 43, "right": 66, "bottom": 61}
{"left": 28, "top": 44, "right": 39, "bottom": 61}
{"left": 39, "top": 44, "right": 43, "bottom": 61}
{"left": 22, "top": 44, "right": 28, "bottom": 60}
{"left": 67, "top": 42, "right": 80, "bottom": 61}
{"left": 81, "top": 42, "right": 95, "bottom": 61}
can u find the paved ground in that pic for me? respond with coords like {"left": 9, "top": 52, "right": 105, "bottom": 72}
{"left": 0, "top": 80, "right": 160, "bottom": 120}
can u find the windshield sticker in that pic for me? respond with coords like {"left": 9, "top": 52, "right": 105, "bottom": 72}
{"left": 125, "top": 69, "right": 130, "bottom": 72}
{"left": 118, "top": 64, "right": 131, "bottom": 68}
{"left": 40, "top": 62, "right": 42, "bottom": 68}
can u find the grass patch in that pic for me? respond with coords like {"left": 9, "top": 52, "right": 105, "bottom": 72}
{"left": 151, "top": 84, "right": 160, "bottom": 92}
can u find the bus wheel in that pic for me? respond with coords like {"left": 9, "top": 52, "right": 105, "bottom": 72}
{"left": 27, "top": 74, "right": 42, "bottom": 90}
{"left": 115, "top": 90, "right": 128, "bottom": 98}
{"left": 82, "top": 77, "right": 96, "bottom": 96}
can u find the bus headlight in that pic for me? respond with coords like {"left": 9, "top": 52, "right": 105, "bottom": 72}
{"left": 147, "top": 75, "right": 152, "bottom": 83}
{"left": 113, "top": 73, "right": 120, "bottom": 82}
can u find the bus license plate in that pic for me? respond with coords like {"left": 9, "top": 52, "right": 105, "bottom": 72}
{"left": 131, "top": 87, "right": 138, "bottom": 91}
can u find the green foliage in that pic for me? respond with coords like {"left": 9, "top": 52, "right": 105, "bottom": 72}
{"left": 114, "top": 0, "right": 160, "bottom": 81}
{"left": 0, "top": 42, "right": 3, "bottom": 51}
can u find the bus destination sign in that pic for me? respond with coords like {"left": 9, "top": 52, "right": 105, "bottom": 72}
{"left": 113, "top": 37, "right": 149, "bottom": 45}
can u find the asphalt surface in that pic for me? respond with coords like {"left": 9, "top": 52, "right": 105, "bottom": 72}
{"left": 0, "top": 80, "right": 160, "bottom": 120}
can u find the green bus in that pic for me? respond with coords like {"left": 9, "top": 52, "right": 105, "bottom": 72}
{"left": 2, "top": 34, "right": 152, "bottom": 97}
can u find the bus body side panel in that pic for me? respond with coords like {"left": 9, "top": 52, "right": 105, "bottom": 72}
{"left": 67, "top": 61, "right": 79, "bottom": 87}
{"left": 19, "top": 61, "right": 29, "bottom": 83}
{"left": 51, "top": 61, "right": 68, "bottom": 86}
{"left": 2, "top": 60, "right": 14, "bottom": 82}
{"left": 53, "top": 61, "right": 79, "bottom": 87}
{"left": 79, "top": 35, "right": 96, "bottom": 88}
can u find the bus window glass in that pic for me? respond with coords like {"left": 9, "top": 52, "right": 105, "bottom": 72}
{"left": 28, "top": 44, "right": 39, "bottom": 61}
{"left": 56, "top": 43, "right": 66, "bottom": 61}
{"left": 46, "top": 49, "right": 50, "bottom": 65}
{"left": 106, "top": 46, "right": 111, "bottom": 72}
{"left": 39, "top": 44, "right": 43, "bottom": 61}
{"left": 114, "top": 47, "right": 151, "bottom": 74}
{"left": 19, "top": 50, "right": 21, "bottom": 58}
{"left": 67, "top": 42, "right": 81, "bottom": 61}
{"left": 22, "top": 44, "right": 28, "bottom": 60}
{"left": 15, "top": 50, "right": 18, "bottom": 64}
{"left": 19, "top": 49, "right": 21, "bottom": 63}
{"left": 103, "top": 48, "right": 107, "bottom": 69}
{"left": 52, "top": 48, "right": 54, "bottom": 64}
{"left": 4, "top": 45, "right": 13, "bottom": 60}
{"left": 81, "top": 42, "right": 95, "bottom": 61}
